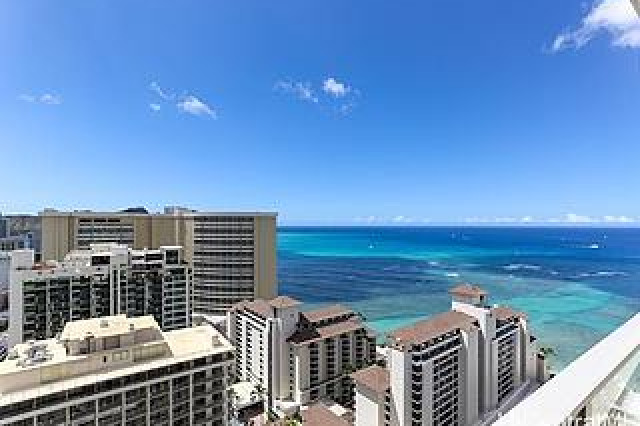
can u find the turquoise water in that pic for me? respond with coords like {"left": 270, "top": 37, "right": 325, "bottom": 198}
{"left": 278, "top": 227, "right": 640, "bottom": 371}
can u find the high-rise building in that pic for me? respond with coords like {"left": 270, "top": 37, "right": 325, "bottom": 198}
{"left": 8, "top": 244, "right": 192, "bottom": 347}
{"left": 0, "top": 315, "right": 234, "bottom": 426}
{"left": 40, "top": 207, "right": 276, "bottom": 315}
{"left": 352, "top": 285, "right": 548, "bottom": 426}
{"left": 227, "top": 296, "right": 377, "bottom": 416}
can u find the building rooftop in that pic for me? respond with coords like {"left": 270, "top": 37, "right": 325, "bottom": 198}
{"left": 449, "top": 284, "right": 487, "bottom": 298}
{"left": 388, "top": 310, "right": 477, "bottom": 346}
{"left": 492, "top": 306, "right": 527, "bottom": 321}
{"left": 302, "top": 304, "right": 354, "bottom": 323}
{"left": 301, "top": 402, "right": 351, "bottom": 426}
{"left": 40, "top": 208, "right": 277, "bottom": 217}
{"left": 288, "top": 319, "right": 368, "bottom": 345}
{"left": 60, "top": 315, "right": 158, "bottom": 341}
{"left": 269, "top": 295, "right": 302, "bottom": 309}
{"left": 0, "top": 316, "right": 233, "bottom": 404}
{"left": 351, "top": 365, "right": 390, "bottom": 395}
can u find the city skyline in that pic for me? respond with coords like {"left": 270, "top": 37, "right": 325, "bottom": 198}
{"left": 2, "top": 0, "right": 640, "bottom": 225}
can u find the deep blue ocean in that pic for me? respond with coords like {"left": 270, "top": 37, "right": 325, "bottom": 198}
{"left": 278, "top": 226, "right": 640, "bottom": 371}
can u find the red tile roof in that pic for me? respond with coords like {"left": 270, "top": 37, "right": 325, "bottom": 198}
{"left": 351, "top": 365, "right": 390, "bottom": 395}
{"left": 302, "top": 403, "right": 350, "bottom": 426}
{"left": 492, "top": 306, "right": 527, "bottom": 321}
{"left": 302, "top": 304, "right": 354, "bottom": 323}
{"left": 388, "top": 311, "right": 477, "bottom": 346}
{"left": 450, "top": 284, "right": 487, "bottom": 298}
{"left": 287, "top": 319, "right": 367, "bottom": 345}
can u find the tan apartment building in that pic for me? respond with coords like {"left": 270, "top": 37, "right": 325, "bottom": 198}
{"left": 40, "top": 207, "right": 277, "bottom": 315}
{"left": 0, "top": 315, "right": 234, "bottom": 426}
{"left": 227, "top": 296, "right": 377, "bottom": 417}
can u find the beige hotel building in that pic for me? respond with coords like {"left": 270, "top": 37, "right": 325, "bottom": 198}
{"left": 40, "top": 207, "right": 276, "bottom": 315}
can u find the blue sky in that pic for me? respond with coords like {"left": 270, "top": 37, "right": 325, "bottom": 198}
{"left": 1, "top": 0, "right": 639, "bottom": 225}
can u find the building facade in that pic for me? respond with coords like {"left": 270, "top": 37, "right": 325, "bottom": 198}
{"left": 8, "top": 244, "right": 192, "bottom": 347}
{"left": 353, "top": 285, "right": 548, "bottom": 426}
{"left": 40, "top": 207, "right": 276, "bottom": 315}
{"left": 227, "top": 296, "right": 377, "bottom": 415}
{"left": 0, "top": 315, "right": 234, "bottom": 426}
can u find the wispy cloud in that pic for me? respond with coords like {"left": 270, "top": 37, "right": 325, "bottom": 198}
{"left": 465, "top": 213, "right": 637, "bottom": 224}
{"left": 603, "top": 215, "right": 636, "bottom": 223}
{"left": 18, "top": 93, "right": 62, "bottom": 105}
{"left": 552, "top": 0, "right": 640, "bottom": 51}
{"left": 149, "top": 82, "right": 217, "bottom": 119}
{"left": 177, "top": 95, "right": 217, "bottom": 118}
{"left": 274, "top": 76, "right": 360, "bottom": 115}
{"left": 149, "top": 81, "right": 174, "bottom": 100}
{"left": 274, "top": 80, "right": 319, "bottom": 103}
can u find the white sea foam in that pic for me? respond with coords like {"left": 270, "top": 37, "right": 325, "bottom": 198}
{"left": 445, "top": 272, "right": 460, "bottom": 278}
{"left": 503, "top": 264, "right": 542, "bottom": 271}
{"left": 577, "top": 271, "right": 628, "bottom": 278}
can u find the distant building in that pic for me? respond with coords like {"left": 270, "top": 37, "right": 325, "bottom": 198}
{"left": 0, "top": 315, "right": 234, "bottom": 426}
{"left": 227, "top": 296, "right": 377, "bottom": 416}
{"left": 40, "top": 207, "right": 277, "bottom": 315}
{"left": 352, "top": 285, "right": 549, "bottom": 426}
{"left": 8, "top": 244, "right": 192, "bottom": 347}
{"left": 0, "top": 214, "right": 42, "bottom": 260}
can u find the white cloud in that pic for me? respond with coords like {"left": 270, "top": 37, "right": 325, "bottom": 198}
{"left": 552, "top": 0, "right": 640, "bottom": 51}
{"left": 149, "top": 103, "right": 161, "bottom": 112}
{"left": 274, "top": 80, "right": 318, "bottom": 103}
{"left": 323, "top": 77, "right": 350, "bottom": 97}
{"left": 149, "top": 81, "right": 174, "bottom": 100}
{"left": 177, "top": 95, "right": 217, "bottom": 118}
{"left": 564, "top": 213, "right": 596, "bottom": 223}
{"left": 603, "top": 215, "right": 636, "bottom": 223}
{"left": 18, "top": 93, "right": 62, "bottom": 105}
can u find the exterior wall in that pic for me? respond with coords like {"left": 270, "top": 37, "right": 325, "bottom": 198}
{"left": 354, "top": 385, "right": 385, "bottom": 426}
{"left": 8, "top": 247, "right": 192, "bottom": 347}
{"left": 40, "top": 210, "right": 277, "bottom": 316}
{"left": 389, "top": 348, "right": 410, "bottom": 426}
{"left": 254, "top": 216, "right": 277, "bottom": 300}
{"left": 0, "top": 346, "right": 233, "bottom": 426}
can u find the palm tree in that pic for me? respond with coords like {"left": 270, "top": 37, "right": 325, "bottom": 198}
{"left": 539, "top": 346, "right": 555, "bottom": 357}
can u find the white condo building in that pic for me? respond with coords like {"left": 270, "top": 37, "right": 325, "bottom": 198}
{"left": 0, "top": 315, "right": 234, "bottom": 426}
{"left": 227, "top": 296, "right": 377, "bottom": 415}
{"left": 8, "top": 244, "right": 192, "bottom": 347}
{"left": 353, "top": 285, "right": 549, "bottom": 426}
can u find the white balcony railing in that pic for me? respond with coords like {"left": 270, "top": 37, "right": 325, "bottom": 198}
{"left": 493, "top": 313, "right": 640, "bottom": 426}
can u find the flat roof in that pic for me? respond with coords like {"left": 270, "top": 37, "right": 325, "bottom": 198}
{"left": 388, "top": 310, "right": 477, "bottom": 346}
{"left": 494, "top": 313, "right": 640, "bottom": 426}
{"left": 40, "top": 209, "right": 277, "bottom": 217}
{"left": 60, "top": 315, "right": 158, "bottom": 341}
{"left": 351, "top": 365, "right": 390, "bottom": 395}
{"left": 0, "top": 324, "right": 232, "bottom": 404}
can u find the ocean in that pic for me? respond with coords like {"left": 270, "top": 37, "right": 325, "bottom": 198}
{"left": 278, "top": 226, "right": 640, "bottom": 371}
